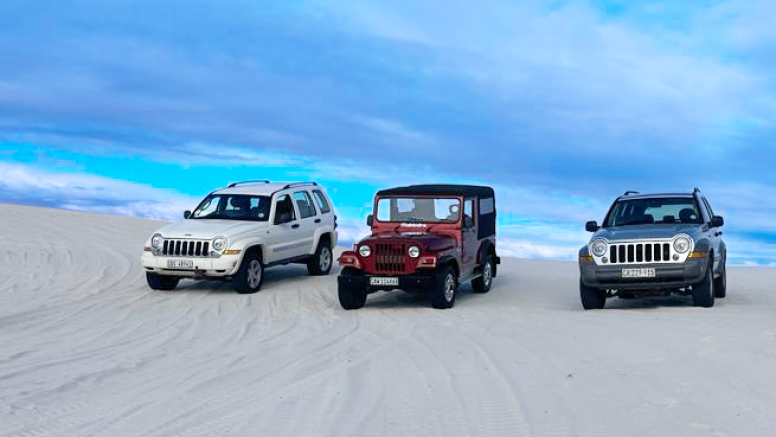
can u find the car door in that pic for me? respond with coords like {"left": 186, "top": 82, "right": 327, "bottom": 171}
{"left": 292, "top": 190, "right": 318, "bottom": 255}
{"left": 266, "top": 192, "right": 306, "bottom": 263}
{"left": 701, "top": 196, "right": 723, "bottom": 271}
{"left": 461, "top": 197, "right": 479, "bottom": 274}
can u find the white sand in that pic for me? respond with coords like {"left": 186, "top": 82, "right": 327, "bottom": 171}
{"left": 1, "top": 203, "right": 775, "bottom": 437}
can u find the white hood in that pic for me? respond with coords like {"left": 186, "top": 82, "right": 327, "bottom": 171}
{"left": 156, "top": 219, "right": 269, "bottom": 239}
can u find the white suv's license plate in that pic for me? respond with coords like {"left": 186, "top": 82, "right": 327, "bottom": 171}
{"left": 622, "top": 268, "right": 656, "bottom": 278}
{"left": 370, "top": 277, "right": 399, "bottom": 287}
{"left": 167, "top": 259, "right": 194, "bottom": 270}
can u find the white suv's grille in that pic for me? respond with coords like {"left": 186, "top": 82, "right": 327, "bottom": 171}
{"left": 161, "top": 239, "right": 210, "bottom": 257}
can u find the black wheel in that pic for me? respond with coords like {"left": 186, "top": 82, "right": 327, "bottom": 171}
{"left": 338, "top": 268, "right": 367, "bottom": 310}
{"left": 714, "top": 257, "right": 727, "bottom": 298}
{"left": 307, "top": 238, "right": 333, "bottom": 276}
{"left": 580, "top": 279, "right": 605, "bottom": 310}
{"left": 146, "top": 272, "right": 180, "bottom": 291}
{"left": 472, "top": 255, "right": 494, "bottom": 294}
{"left": 431, "top": 266, "right": 457, "bottom": 309}
{"left": 692, "top": 258, "right": 715, "bottom": 307}
{"left": 233, "top": 252, "right": 264, "bottom": 294}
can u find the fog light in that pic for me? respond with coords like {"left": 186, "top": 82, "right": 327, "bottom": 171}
{"left": 673, "top": 254, "right": 680, "bottom": 261}
{"left": 602, "top": 257, "right": 608, "bottom": 264}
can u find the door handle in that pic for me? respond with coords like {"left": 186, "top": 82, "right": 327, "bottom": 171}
{"left": 314, "top": 219, "right": 321, "bottom": 223}
{"left": 292, "top": 224, "right": 300, "bottom": 229}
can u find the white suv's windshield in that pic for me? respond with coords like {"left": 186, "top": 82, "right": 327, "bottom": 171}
{"left": 376, "top": 197, "right": 461, "bottom": 223}
{"left": 605, "top": 197, "right": 702, "bottom": 227}
{"left": 191, "top": 194, "right": 271, "bottom": 221}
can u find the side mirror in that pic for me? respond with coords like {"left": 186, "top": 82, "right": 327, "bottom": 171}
{"left": 366, "top": 214, "right": 374, "bottom": 227}
{"left": 586, "top": 221, "right": 599, "bottom": 232}
{"left": 711, "top": 216, "right": 724, "bottom": 228}
{"left": 184, "top": 210, "right": 192, "bottom": 219}
{"left": 275, "top": 211, "right": 292, "bottom": 225}
{"left": 463, "top": 216, "right": 474, "bottom": 229}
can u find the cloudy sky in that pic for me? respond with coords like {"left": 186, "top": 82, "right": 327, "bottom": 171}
{"left": 1, "top": 0, "right": 775, "bottom": 264}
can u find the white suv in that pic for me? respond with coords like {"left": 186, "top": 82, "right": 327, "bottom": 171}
{"left": 141, "top": 181, "right": 338, "bottom": 293}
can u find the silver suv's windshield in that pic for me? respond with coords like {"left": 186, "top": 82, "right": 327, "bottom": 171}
{"left": 191, "top": 194, "right": 271, "bottom": 221}
{"left": 376, "top": 197, "right": 461, "bottom": 223}
{"left": 605, "top": 197, "right": 702, "bottom": 227}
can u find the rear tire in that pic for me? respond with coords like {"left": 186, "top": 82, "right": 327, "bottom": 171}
{"left": 233, "top": 252, "right": 264, "bottom": 294}
{"left": 338, "top": 268, "right": 367, "bottom": 310}
{"left": 692, "top": 258, "right": 715, "bottom": 307}
{"left": 431, "top": 266, "right": 457, "bottom": 309}
{"left": 471, "top": 255, "right": 494, "bottom": 294}
{"left": 307, "top": 239, "right": 333, "bottom": 276}
{"left": 714, "top": 258, "right": 727, "bottom": 298}
{"left": 146, "top": 272, "right": 179, "bottom": 291}
{"left": 580, "top": 279, "right": 605, "bottom": 310}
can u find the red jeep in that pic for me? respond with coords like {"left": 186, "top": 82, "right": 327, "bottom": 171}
{"left": 337, "top": 185, "right": 500, "bottom": 309}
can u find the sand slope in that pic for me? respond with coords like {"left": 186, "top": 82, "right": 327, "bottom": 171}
{"left": 1, "top": 203, "right": 775, "bottom": 437}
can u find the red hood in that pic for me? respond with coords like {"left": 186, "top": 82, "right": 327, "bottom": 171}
{"left": 359, "top": 231, "right": 456, "bottom": 252}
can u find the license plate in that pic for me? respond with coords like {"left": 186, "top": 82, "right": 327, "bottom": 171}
{"left": 370, "top": 277, "right": 399, "bottom": 287}
{"left": 167, "top": 259, "right": 194, "bottom": 270}
{"left": 622, "top": 268, "right": 655, "bottom": 278}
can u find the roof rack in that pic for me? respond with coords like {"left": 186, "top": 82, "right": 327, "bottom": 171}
{"left": 283, "top": 182, "right": 318, "bottom": 189}
{"left": 623, "top": 191, "right": 639, "bottom": 196}
{"left": 227, "top": 180, "right": 271, "bottom": 188}
{"left": 693, "top": 188, "right": 701, "bottom": 193}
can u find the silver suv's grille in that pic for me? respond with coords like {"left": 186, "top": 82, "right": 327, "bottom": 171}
{"left": 375, "top": 243, "right": 407, "bottom": 274}
{"left": 161, "top": 239, "right": 211, "bottom": 257}
{"left": 609, "top": 242, "right": 672, "bottom": 264}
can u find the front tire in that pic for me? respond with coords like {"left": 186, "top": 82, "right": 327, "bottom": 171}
{"left": 471, "top": 255, "right": 494, "bottom": 294}
{"left": 714, "top": 258, "right": 727, "bottom": 298}
{"left": 233, "top": 252, "right": 264, "bottom": 294}
{"left": 338, "top": 268, "right": 367, "bottom": 310}
{"left": 431, "top": 266, "right": 458, "bottom": 309}
{"left": 146, "top": 272, "right": 180, "bottom": 291}
{"left": 692, "top": 258, "right": 715, "bottom": 307}
{"left": 580, "top": 279, "right": 605, "bottom": 310}
{"left": 307, "top": 239, "right": 333, "bottom": 276}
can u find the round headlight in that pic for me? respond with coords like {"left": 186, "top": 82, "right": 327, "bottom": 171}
{"left": 591, "top": 239, "right": 608, "bottom": 257}
{"left": 359, "top": 245, "right": 372, "bottom": 257}
{"left": 673, "top": 236, "right": 691, "bottom": 254}
{"left": 212, "top": 236, "right": 228, "bottom": 252}
{"left": 408, "top": 246, "right": 421, "bottom": 258}
{"left": 151, "top": 234, "right": 163, "bottom": 249}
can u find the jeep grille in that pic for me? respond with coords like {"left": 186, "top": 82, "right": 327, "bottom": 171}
{"left": 609, "top": 242, "right": 672, "bottom": 264}
{"left": 375, "top": 243, "right": 407, "bottom": 274}
{"left": 161, "top": 239, "right": 211, "bottom": 257}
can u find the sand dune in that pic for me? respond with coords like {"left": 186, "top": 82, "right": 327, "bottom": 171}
{"left": 1, "top": 203, "right": 775, "bottom": 437}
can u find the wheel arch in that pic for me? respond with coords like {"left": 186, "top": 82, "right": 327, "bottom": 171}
{"left": 437, "top": 255, "right": 460, "bottom": 278}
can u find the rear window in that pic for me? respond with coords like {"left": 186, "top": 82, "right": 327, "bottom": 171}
{"left": 312, "top": 189, "right": 331, "bottom": 214}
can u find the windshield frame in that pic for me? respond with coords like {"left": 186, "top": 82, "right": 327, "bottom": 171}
{"left": 602, "top": 196, "right": 703, "bottom": 228}
{"left": 374, "top": 195, "right": 463, "bottom": 224}
{"left": 190, "top": 194, "right": 272, "bottom": 222}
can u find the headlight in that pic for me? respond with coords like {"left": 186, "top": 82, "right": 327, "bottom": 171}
{"left": 408, "top": 246, "right": 421, "bottom": 258}
{"left": 673, "top": 236, "right": 691, "bottom": 253}
{"left": 212, "top": 236, "right": 228, "bottom": 252}
{"left": 591, "top": 239, "right": 608, "bottom": 257}
{"left": 359, "top": 245, "right": 372, "bottom": 257}
{"left": 151, "top": 234, "right": 163, "bottom": 249}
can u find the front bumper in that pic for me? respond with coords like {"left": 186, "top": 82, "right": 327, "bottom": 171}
{"left": 140, "top": 252, "right": 242, "bottom": 278}
{"left": 580, "top": 259, "right": 707, "bottom": 290}
{"left": 338, "top": 274, "right": 435, "bottom": 293}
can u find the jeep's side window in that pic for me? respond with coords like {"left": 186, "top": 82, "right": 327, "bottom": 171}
{"left": 293, "top": 191, "right": 316, "bottom": 219}
{"left": 312, "top": 189, "right": 331, "bottom": 214}
{"left": 275, "top": 194, "right": 296, "bottom": 222}
{"left": 464, "top": 199, "right": 475, "bottom": 227}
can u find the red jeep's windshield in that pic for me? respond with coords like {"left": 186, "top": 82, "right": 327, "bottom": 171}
{"left": 376, "top": 197, "right": 461, "bottom": 223}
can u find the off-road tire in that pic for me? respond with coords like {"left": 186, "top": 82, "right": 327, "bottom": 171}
{"left": 580, "top": 279, "right": 605, "bottom": 310}
{"left": 146, "top": 272, "right": 180, "bottom": 291}
{"left": 307, "top": 239, "right": 333, "bottom": 276}
{"left": 431, "top": 266, "right": 458, "bottom": 309}
{"left": 471, "top": 255, "right": 494, "bottom": 294}
{"left": 692, "top": 258, "right": 715, "bottom": 307}
{"left": 233, "top": 252, "right": 264, "bottom": 294}
{"left": 714, "top": 258, "right": 727, "bottom": 298}
{"left": 338, "top": 268, "right": 367, "bottom": 310}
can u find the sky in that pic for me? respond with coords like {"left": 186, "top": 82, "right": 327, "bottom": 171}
{"left": 1, "top": 0, "right": 775, "bottom": 264}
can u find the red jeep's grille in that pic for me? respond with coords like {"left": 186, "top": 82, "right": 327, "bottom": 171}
{"left": 375, "top": 243, "right": 407, "bottom": 274}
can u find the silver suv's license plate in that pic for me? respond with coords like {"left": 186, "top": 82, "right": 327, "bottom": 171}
{"left": 167, "top": 259, "right": 194, "bottom": 270}
{"left": 622, "top": 268, "right": 656, "bottom": 278}
{"left": 370, "top": 277, "right": 399, "bottom": 287}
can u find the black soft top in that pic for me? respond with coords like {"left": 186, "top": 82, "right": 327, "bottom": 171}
{"left": 377, "top": 184, "right": 494, "bottom": 198}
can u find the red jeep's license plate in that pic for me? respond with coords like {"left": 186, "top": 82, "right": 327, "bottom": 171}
{"left": 370, "top": 277, "right": 399, "bottom": 286}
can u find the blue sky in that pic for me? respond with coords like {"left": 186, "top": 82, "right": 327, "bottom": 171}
{"left": 1, "top": 0, "right": 775, "bottom": 264}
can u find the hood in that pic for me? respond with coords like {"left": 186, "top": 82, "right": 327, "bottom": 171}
{"left": 156, "top": 219, "right": 269, "bottom": 239}
{"left": 593, "top": 224, "right": 701, "bottom": 242}
{"left": 360, "top": 231, "right": 456, "bottom": 252}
